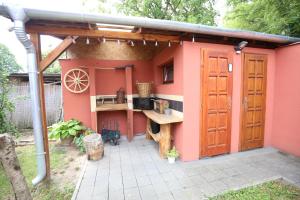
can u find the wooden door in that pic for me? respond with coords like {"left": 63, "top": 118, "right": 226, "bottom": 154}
{"left": 201, "top": 49, "right": 232, "bottom": 157}
{"left": 240, "top": 53, "right": 267, "bottom": 151}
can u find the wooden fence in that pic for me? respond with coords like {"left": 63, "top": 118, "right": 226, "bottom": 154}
{"left": 8, "top": 82, "right": 62, "bottom": 129}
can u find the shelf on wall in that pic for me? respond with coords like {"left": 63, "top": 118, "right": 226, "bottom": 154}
{"left": 95, "top": 103, "right": 128, "bottom": 111}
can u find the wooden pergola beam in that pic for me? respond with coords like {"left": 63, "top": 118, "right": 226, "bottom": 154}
{"left": 26, "top": 25, "right": 180, "bottom": 42}
{"left": 40, "top": 36, "right": 77, "bottom": 72}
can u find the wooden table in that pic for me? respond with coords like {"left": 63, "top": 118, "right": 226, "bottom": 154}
{"left": 143, "top": 110, "right": 183, "bottom": 158}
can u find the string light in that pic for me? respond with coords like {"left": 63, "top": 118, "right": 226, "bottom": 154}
{"left": 143, "top": 39, "right": 146, "bottom": 46}
{"left": 117, "top": 39, "right": 120, "bottom": 45}
{"left": 130, "top": 40, "right": 135, "bottom": 46}
{"left": 180, "top": 40, "right": 183, "bottom": 45}
{"left": 155, "top": 40, "right": 158, "bottom": 47}
{"left": 103, "top": 37, "right": 106, "bottom": 43}
{"left": 86, "top": 37, "right": 90, "bottom": 45}
{"left": 168, "top": 41, "right": 171, "bottom": 47}
{"left": 72, "top": 37, "right": 76, "bottom": 44}
{"left": 192, "top": 35, "right": 195, "bottom": 43}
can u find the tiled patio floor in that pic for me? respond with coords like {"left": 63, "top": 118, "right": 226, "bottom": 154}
{"left": 72, "top": 135, "right": 300, "bottom": 200}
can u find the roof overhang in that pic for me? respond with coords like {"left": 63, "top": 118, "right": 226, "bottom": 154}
{"left": 1, "top": 4, "right": 300, "bottom": 48}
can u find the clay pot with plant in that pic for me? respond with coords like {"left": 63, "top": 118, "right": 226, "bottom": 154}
{"left": 166, "top": 146, "right": 179, "bottom": 164}
{"left": 48, "top": 119, "right": 86, "bottom": 145}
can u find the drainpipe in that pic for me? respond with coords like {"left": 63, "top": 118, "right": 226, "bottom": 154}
{"left": 6, "top": 5, "right": 46, "bottom": 185}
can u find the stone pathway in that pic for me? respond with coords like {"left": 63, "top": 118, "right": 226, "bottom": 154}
{"left": 72, "top": 135, "right": 300, "bottom": 200}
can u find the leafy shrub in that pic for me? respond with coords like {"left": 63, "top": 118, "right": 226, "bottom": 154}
{"left": 48, "top": 119, "right": 85, "bottom": 140}
{"left": 166, "top": 146, "right": 179, "bottom": 158}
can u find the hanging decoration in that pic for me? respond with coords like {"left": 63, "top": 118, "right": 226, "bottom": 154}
{"left": 64, "top": 68, "right": 90, "bottom": 94}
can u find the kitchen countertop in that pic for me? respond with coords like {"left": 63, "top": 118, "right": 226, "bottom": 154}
{"left": 142, "top": 110, "right": 183, "bottom": 124}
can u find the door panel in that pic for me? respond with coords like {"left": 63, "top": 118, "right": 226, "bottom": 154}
{"left": 201, "top": 49, "right": 232, "bottom": 157}
{"left": 241, "top": 53, "right": 267, "bottom": 151}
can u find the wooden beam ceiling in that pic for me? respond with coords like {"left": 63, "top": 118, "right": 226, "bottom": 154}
{"left": 39, "top": 35, "right": 77, "bottom": 72}
{"left": 26, "top": 25, "right": 180, "bottom": 42}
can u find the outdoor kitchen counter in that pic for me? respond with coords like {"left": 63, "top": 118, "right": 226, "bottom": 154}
{"left": 143, "top": 110, "right": 183, "bottom": 158}
{"left": 142, "top": 110, "right": 183, "bottom": 124}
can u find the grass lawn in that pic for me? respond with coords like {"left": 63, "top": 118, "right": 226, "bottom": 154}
{"left": 211, "top": 179, "right": 300, "bottom": 200}
{"left": 0, "top": 144, "right": 81, "bottom": 200}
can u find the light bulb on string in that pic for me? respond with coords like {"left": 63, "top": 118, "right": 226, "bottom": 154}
{"left": 180, "top": 40, "right": 183, "bottom": 45}
{"left": 168, "top": 41, "right": 171, "bottom": 47}
{"left": 117, "top": 39, "right": 120, "bottom": 45}
{"left": 131, "top": 40, "right": 135, "bottom": 46}
{"left": 192, "top": 35, "right": 195, "bottom": 43}
{"left": 103, "top": 37, "right": 106, "bottom": 43}
{"left": 155, "top": 40, "right": 158, "bottom": 47}
{"left": 86, "top": 37, "right": 90, "bottom": 45}
{"left": 143, "top": 39, "right": 146, "bottom": 45}
{"left": 72, "top": 37, "right": 76, "bottom": 44}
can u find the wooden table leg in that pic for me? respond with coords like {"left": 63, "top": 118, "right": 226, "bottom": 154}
{"left": 159, "top": 123, "right": 171, "bottom": 158}
{"left": 146, "top": 118, "right": 152, "bottom": 140}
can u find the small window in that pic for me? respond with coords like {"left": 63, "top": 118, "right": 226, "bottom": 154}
{"left": 162, "top": 59, "right": 174, "bottom": 84}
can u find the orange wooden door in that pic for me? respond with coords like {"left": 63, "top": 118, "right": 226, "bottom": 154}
{"left": 201, "top": 49, "right": 232, "bottom": 157}
{"left": 241, "top": 53, "right": 267, "bottom": 151}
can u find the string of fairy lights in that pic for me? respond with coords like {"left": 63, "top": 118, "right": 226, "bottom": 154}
{"left": 71, "top": 35, "right": 196, "bottom": 47}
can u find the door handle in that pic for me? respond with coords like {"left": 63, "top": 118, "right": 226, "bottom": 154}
{"left": 243, "top": 97, "right": 248, "bottom": 110}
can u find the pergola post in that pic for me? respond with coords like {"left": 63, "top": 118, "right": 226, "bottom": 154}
{"left": 30, "top": 33, "right": 51, "bottom": 179}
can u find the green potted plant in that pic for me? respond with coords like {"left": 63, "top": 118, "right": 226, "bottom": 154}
{"left": 48, "top": 119, "right": 85, "bottom": 145}
{"left": 166, "top": 146, "right": 179, "bottom": 164}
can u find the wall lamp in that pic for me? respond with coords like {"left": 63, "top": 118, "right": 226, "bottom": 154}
{"left": 234, "top": 41, "right": 248, "bottom": 54}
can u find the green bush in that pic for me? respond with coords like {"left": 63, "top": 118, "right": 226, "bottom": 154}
{"left": 48, "top": 119, "right": 85, "bottom": 140}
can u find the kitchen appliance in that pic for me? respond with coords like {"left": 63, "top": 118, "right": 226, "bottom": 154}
{"left": 154, "top": 100, "right": 169, "bottom": 114}
{"left": 133, "top": 97, "right": 154, "bottom": 110}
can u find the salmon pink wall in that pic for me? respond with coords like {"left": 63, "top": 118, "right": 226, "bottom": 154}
{"left": 273, "top": 44, "right": 300, "bottom": 156}
{"left": 60, "top": 60, "right": 92, "bottom": 127}
{"left": 60, "top": 59, "right": 153, "bottom": 135}
{"left": 180, "top": 42, "right": 276, "bottom": 161}
{"left": 153, "top": 45, "right": 184, "bottom": 95}
{"left": 152, "top": 46, "right": 184, "bottom": 156}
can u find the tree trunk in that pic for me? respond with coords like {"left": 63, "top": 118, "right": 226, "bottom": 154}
{"left": 0, "top": 134, "right": 32, "bottom": 200}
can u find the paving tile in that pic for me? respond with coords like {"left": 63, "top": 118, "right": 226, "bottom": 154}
{"left": 108, "top": 190, "right": 124, "bottom": 200}
{"left": 136, "top": 175, "right": 152, "bottom": 187}
{"left": 157, "top": 192, "right": 174, "bottom": 200}
{"left": 153, "top": 182, "right": 170, "bottom": 194}
{"left": 123, "top": 177, "right": 138, "bottom": 189}
{"left": 74, "top": 136, "right": 300, "bottom": 200}
{"left": 124, "top": 187, "right": 141, "bottom": 200}
{"left": 92, "top": 191, "right": 108, "bottom": 200}
{"left": 171, "top": 189, "right": 190, "bottom": 200}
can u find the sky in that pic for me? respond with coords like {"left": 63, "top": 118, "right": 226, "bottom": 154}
{"left": 0, "top": 0, "right": 227, "bottom": 71}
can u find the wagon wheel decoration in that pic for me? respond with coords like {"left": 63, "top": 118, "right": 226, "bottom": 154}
{"left": 64, "top": 68, "right": 90, "bottom": 93}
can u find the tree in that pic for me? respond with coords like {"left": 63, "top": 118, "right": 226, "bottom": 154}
{"left": 117, "top": 0, "right": 217, "bottom": 25}
{"left": 0, "top": 43, "right": 21, "bottom": 74}
{"left": 0, "top": 43, "right": 21, "bottom": 134}
{"left": 224, "top": 0, "right": 300, "bottom": 37}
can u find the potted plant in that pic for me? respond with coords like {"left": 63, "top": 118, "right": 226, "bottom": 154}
{"left": 166, "top": 146, "right": 179, "bottom": 164}
{"left": 48, "top": 119, "right": 85, "bottom": 145}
